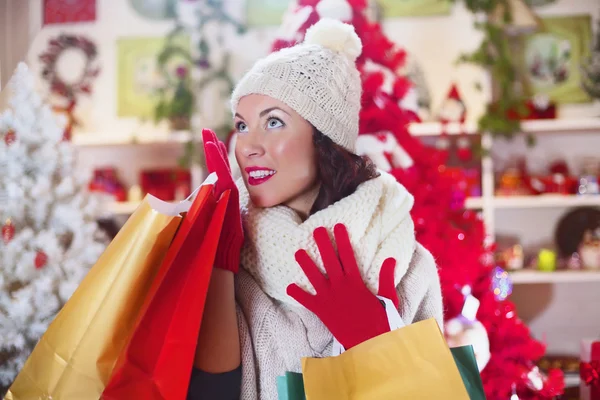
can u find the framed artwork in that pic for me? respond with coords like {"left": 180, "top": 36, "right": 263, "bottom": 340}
{"left": 378, "top": 0, "right": 452, "bottom": 18}
{"left": 523, "top": 15, "right": 593, "bottom": 104}
{"left": 44, "top": 0, "right": 96, "bottom": 25}
{"left": 246, "top": 0, "right": 292, "bottom": 26}
{"left": 116, "top": 36, "right": 190, "bottom": 118}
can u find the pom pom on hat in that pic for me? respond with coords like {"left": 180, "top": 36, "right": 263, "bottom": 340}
{"left": 304, "top": 18, "right": 362, "bottom": 61}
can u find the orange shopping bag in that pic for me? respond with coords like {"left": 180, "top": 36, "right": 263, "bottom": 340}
{"left": 4, "top": 174, "right": 219, "bottom": 400}
{"left": 102, "top": 184, "right": 230, "bottom": 400}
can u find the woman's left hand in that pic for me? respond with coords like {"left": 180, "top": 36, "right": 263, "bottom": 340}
{"left": 287, "top": 223, "right": 399, "bottom": 350}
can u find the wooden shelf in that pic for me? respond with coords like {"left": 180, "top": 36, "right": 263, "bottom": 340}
{"left": 73, "top": 130, "right": 196, "bottom": 147}
{"left": 510, "top": 270, "right": 600, "bottom": 284}
{"left": 493, "top": 195, "right": 600, "bottom": 209}
{"left": 408, "top": 117, "right": 600, "bottom": 137}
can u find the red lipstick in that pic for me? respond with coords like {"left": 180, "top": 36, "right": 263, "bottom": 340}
{"left": 245, "top": 166, "right": 276, "bottom": 186}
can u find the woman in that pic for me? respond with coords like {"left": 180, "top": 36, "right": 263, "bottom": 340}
{"left": 188, "top": 19, "right": 443, "bottom": 400}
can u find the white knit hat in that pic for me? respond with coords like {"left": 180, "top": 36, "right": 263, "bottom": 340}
{"left": 231, "top": 18, "right": 363, "bottom": 152}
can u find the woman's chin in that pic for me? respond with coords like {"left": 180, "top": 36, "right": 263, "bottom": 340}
{"left": 248, "top": 192, "right": 281, "bottom": 209}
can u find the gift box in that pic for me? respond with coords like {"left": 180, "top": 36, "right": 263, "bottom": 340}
{"left": 580, "top": 340, "right": 600, "bottom": 400}
{"left": 140, "top": 168, "right": 191, "bottom": 202}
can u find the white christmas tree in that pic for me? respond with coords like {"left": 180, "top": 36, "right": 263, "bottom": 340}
{"left": 0, "top": 63, "right": 106, "bottom": 386}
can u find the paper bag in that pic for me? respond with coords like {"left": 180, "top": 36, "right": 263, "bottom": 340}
{"left": 450, "top": 346, "right": 486, "bottom": 400}
{"left": 277, "top": 372, "right": 306, "bottom": 400}
{"left": 301, "top": 318, "right": 469, "bottom": 400}
{"left": 102, "top": 189, "right": 230, "bottom": 400}
{"left": 4, "top": 174, "right": 217, "bottom": 400}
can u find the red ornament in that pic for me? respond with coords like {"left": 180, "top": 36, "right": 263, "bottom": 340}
{"left": 3, "top": 129, "right": 16, "bottom": 146}
{"left": 2, "top": 220, "right": 15, "bottom": 243}
{"left": 457, "top": 136, "right": 473, "bottom": 162}
{"left": 35, "top": 251, "right": 48, "bottom": 269}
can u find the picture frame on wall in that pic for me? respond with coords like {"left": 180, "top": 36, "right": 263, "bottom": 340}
{"left": 378, "top": 0, "right": 452, "bottom": 18}
{"left": 116, "top": 35, "right": 191, "bottom": 118}
{"left": 44, "top": 0, "right": 96, "bottom": 25}
{"left": 523, "top": 15, "right": 593, "bottom": 104}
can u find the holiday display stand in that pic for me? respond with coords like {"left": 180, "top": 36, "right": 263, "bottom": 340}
{"left": 580, "top": 340, "right": 600, "bottom": 400}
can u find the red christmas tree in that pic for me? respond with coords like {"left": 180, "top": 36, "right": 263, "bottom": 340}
{"left": 270, "top": 0, "right": 564, "bottom": 398}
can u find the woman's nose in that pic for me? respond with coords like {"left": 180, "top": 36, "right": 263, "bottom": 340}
{"left": 238, "top": 132, "right": 265, "bottom": 158}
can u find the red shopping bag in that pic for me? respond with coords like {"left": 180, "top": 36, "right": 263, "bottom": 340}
{"left": 102, "top": 183, "right": 231, "bottom": 400}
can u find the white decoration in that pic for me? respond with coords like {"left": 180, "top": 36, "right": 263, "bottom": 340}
{"left": 316, "top": 0, "right": 353, "bottom": 22}
{"left": 0, "top": 63, "right": 106, "bottom": 385}
{"left": 275, "top": 3, "right": 313, "bottom": 42}
{"left": 356, "top": 132, "right": 414, "bottom": 171}
{"left": 445, "top": 317, "right": 491, "bottom": 372}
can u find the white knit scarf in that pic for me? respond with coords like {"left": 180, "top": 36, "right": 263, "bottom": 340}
{"left": 237, "top": 170, "right": 417, "bottom": 304}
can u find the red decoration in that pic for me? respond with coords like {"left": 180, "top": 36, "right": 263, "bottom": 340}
{"left": 3, "top": 129, "right": 16, "bottom": 146}
{"left": 581, "top": 341, "right": 600, "bottom": 399}
{"left": 2, "top": 220, "right": 15, "bottom": 244}
{"left": 140, "top": 169, "right": 192, "bottom": 202}
{"left": 34, "top": 251, "right": 48, "bottom": 269}
{"left": 271, "top": 2, "right": 563, "bottom": 398}
{"left": 88, "top": 168, "right": 128, "bottom": 202}
{"left": 44, "top": 0, "right": 96, "bottom": 25}
{"left": 39, "top": 34, "right": 99, "bottom": 101}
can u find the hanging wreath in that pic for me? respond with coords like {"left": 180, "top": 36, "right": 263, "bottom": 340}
{"left": 39, "top": 34, "right": 100, "bottom": 100}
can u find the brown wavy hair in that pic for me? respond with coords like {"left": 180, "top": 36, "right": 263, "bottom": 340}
{"left": 310, "top": 128, "right": 380, "bottom": 215}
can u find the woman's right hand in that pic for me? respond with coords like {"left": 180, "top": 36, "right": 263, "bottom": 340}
{"left": 202, "top": 129, "right": 244, "bottom": 273}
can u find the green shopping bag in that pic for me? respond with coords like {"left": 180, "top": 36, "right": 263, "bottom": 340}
{"left": 277, "top": 372, "right": 306, "bottom": 400}
{"left": 450, "top": 345, "right": 487, "bottom": 400}
{"left": 277, "top": 345, "right": 485, "bottom": 400}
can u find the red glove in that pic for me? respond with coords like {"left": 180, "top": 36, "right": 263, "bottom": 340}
{"left": 202, "top": 128, "right": 244, "bottom": 273}
{"left": 287, "top": 223, "right": 399, "bottom": 350}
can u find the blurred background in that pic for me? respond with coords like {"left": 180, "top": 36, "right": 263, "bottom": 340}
{"left": 1, "top": 0, "right": 600, "bottom": 398}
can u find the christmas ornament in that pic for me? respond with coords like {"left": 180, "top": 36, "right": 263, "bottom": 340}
{"left": 2, "top": 219, "right": 15, "bottom": 243}
{"left": 34, "top": 251, "right": 48, "bottom": 269}
{"left": 537, "top": 249, "right": 557, "bottom": 272}
{"left": 435, "top": 135, "right": 450, "bottom": 162}
{"left": 39, "top": 34, "right": 100, "bottom": 140}
{"left": 446, "top": 317, "right": 491, "bottom": 372}
{"left": 316, "top": 0, "right": 353, "bottom": 21}
{"left": 579, "top": 228, "right": 600, "bottom": 270}
{"left": 40, "top": 34, "right": 100, "bottom": 101}
{"left": 437, "top": 83, "right": 466, "bottom": 124}
{"left": 355, "top": 131, "right": 413, "bottom": 171}
{"left": 491, "top": 266, "right": 513, "bottom": 301}
{"left": 456, "top": 135, "right": 473, "bottom": 162}
{"left": 3, "top": 129, "right": 16, "bottom": 146}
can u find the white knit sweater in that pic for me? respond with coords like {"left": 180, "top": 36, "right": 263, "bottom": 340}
{"left": 234, "top": 171, "right": 444, "bottom": 400}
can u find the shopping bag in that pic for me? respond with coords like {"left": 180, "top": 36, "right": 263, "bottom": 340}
{"left": 451, "top": 345, "right": 486, "bottom": 400}
{"left": 101, "top": 189, "right": 230, "bottom": 400}
{"left": 4, "top": 174, "right": 218, "bottom": 400}
{"left": 301, "top": 318, "right": 470, "bottom": 400}
{"left": 277, "top": 372, "right": 306, "bottom": 400}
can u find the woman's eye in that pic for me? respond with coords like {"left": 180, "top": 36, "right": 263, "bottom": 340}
{"left": 236, "top": 122, "right": 248, "bottom": 133}
{"left": 267, "top": 117, "right": 284, "bottom": 129}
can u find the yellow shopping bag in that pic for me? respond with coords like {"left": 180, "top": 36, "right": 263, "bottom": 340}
{"left": 5, "top": 174, "right": 217, "bottom": 400}
{"left": 302, "top": 318, "right": 470, "bottom": 400}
